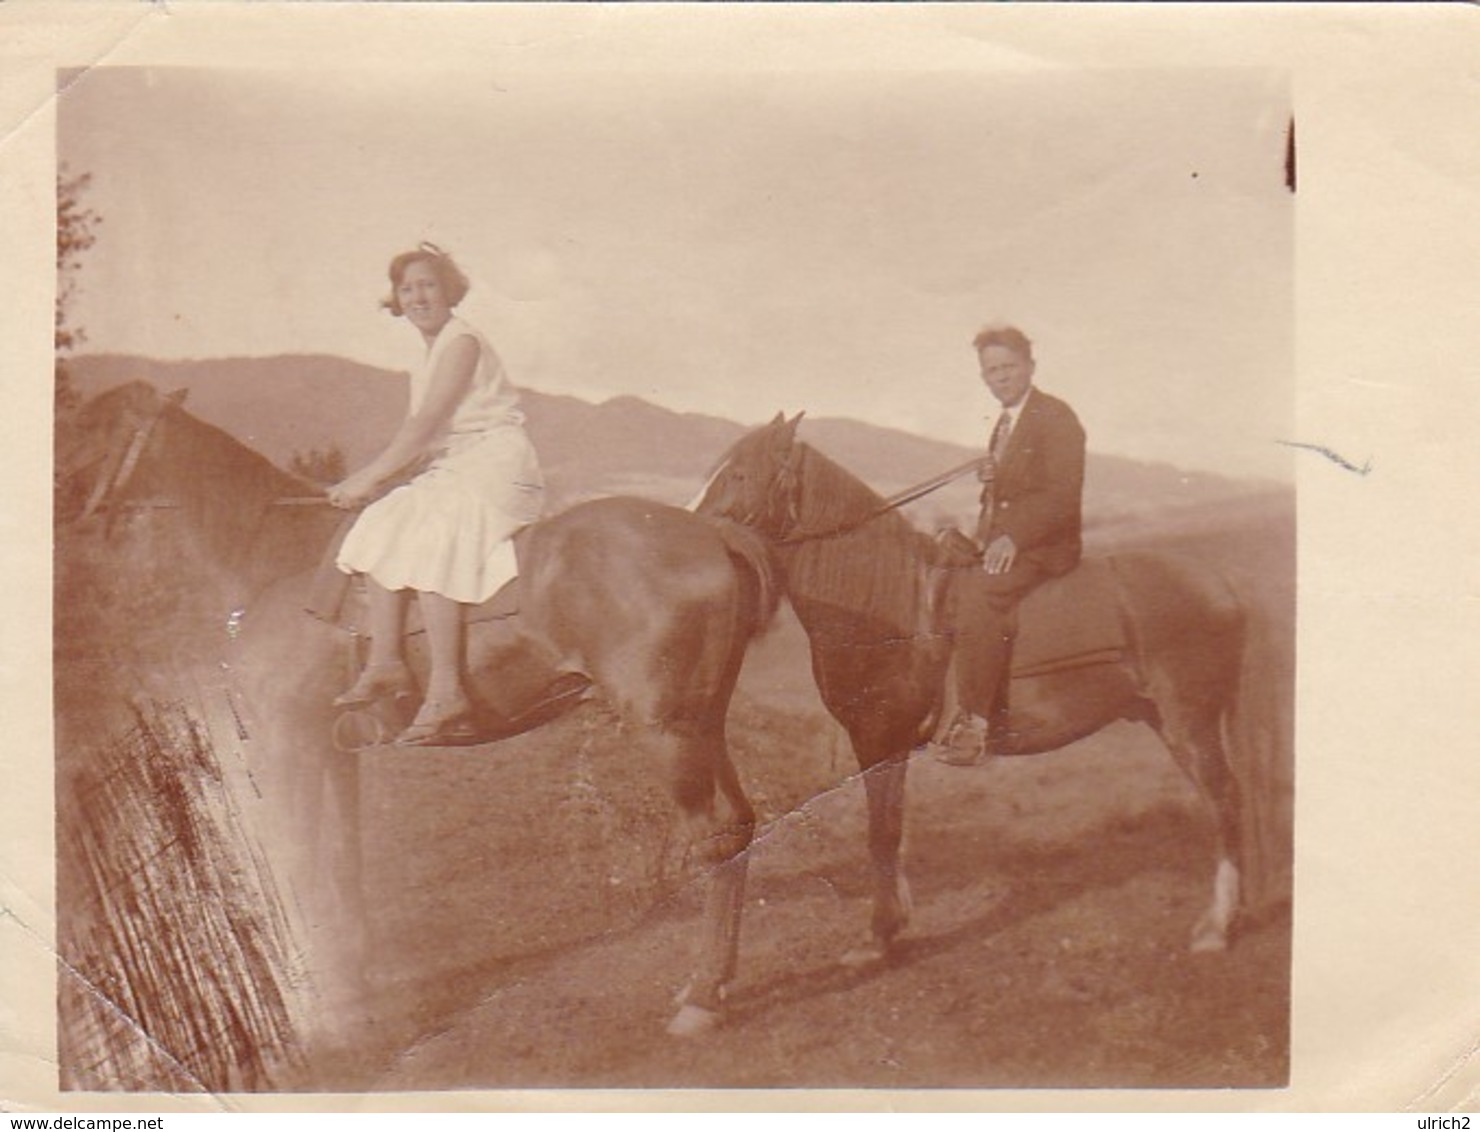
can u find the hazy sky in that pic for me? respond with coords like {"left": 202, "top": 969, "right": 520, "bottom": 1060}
{"left": 60, "top": 61, "right": 1292, "bottom": 480}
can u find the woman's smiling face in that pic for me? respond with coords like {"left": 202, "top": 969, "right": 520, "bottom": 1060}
{"left": 396, "top": 259, "right": 454, "bottom": 337}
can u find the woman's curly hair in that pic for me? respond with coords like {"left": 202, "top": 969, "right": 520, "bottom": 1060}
{"left": 382, "top": 243, "right": 471, "bottom": 315}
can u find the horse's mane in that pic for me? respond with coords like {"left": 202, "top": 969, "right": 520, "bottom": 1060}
{"left": 76, "top": 381, "right": 318, "bottom": 504}
{"left": 785, "top": 442, "right": 937, "bottom": 636}
{"left": 79, "top": 380, "right": 336, "bottom": 590}
{"left": 144, "top": 391, "right": 319, "bottom": 505}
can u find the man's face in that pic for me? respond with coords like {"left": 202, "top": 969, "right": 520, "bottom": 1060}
{"left": 978, "top": 344, "right": 1035, "bottom": 408}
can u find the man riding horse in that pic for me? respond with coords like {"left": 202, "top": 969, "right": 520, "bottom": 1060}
{"left": 939, "top": 324, "right": 1087, "bottom": 765}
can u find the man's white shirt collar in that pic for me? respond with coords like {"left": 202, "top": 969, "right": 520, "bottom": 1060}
{"left": 992, "top": 385, "right": 1034, "bottom": 440}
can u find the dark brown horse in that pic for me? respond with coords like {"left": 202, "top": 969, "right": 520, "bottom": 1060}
{"left": 57, "top": 382, "right": 780, "bottom": 1039}
{"left": 56, "top": 381, "right": 342, "bottom": 606}
{"left": 696, "top": 412, "right": 1253, "bottom": 968}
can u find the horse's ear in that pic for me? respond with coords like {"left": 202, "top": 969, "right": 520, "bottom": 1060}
{"left": 769, "top": 411, "right": 787, "bottom": 426}
{"left": 781, "top": 411, "right": 805, "bottom": 444}
{"left": 167, "top": 388, "right": 189, "bottom": 405}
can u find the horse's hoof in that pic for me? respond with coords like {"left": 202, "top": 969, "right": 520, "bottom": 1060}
{"left": 1189, "top": 918, "right": 1231, "bottom": 953}
{"left": 672, "top": 979, "right": 727, "bottom": 1008}
{"left": 840, "top": 940, "right": 892, "bottom": 969}
{"left": 667, "top": 1001, "right": 723, "bottom": 1038}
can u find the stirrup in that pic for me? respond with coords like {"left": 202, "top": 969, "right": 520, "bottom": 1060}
{"left": 333, "top": 662, "right": 415, "bottom": 708}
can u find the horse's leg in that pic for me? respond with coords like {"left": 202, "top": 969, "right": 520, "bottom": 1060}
{"left": 259, "top": 702, "right": 374, "bottom": 1036}
{"left": 842, "top": 755, "right": 912, "bottom": 967}
{"left": 666, "top": 725, "right": 757, "bottom": 1038}
{"left": 1156, "top": 709, "right": 1245, "bottom": 952}
{"left": 320, "top": 749, "right": 371, "bottom": 970}
{"left": 1111, "top": 554, "right": 1248, "bottom": 950}
{"left": 1185, "top": 720, "right": 1244, "bottom": 952}
{"left": 515, "top": 501, "right": 770, "bottom": 1035}
{"left": 234, "top": 586, "right": 375, "bottom": 1039}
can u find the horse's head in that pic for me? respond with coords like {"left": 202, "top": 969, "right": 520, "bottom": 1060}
{"left": 695, "top": 411, "right": 805, "bottom": 539}
{"left": 55, "top": 382, "right": 188, "bottom": 526}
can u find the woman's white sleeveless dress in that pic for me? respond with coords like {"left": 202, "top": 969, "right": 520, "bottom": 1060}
{"left": 336, "top": 315, "right": 543, "bottom": 603}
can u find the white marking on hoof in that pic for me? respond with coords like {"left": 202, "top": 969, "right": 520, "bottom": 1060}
{"left": 840, "top": 944, "right": 886, "bottom": 969}
{"left": 898, "top": 874, "right": 915, "bottom": 922}
{"left": 1189, "top": 858, "right": 1240, "bottom": 953}
{"left": 667, "top": 1001, "right": 723, "bottom": 1038}
{"left": 841, "top": 938, "right": 897, "bottom": 968}
{"left": 1189, "top": 917, "right": 1229, "bottom": 953}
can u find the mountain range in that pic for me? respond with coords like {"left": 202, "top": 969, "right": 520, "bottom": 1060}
{"left": 66, "top": 353, "right": 1288, "bottom": 534}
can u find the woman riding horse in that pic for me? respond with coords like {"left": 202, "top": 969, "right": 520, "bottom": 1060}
{"left": 328, "top": 245, "right": 544, "bottom": 745}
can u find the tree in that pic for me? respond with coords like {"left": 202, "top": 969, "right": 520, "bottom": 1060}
{"left": 56, "top": 168, "right": 101, "bottom": 415}
{"left": 288, "top": 445, "right": 348, "bottom": 487}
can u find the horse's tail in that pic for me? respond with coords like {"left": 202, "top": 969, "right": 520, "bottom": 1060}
{"left": 706, "top": 516, "right": 782, "bottom": 637}
{"left": 1221, "top": 583, "right": 1295, "bottom": 917}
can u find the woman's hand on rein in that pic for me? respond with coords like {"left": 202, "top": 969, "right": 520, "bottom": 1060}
{"left": 328, "top": 474, "right": 378, "bottom": 509}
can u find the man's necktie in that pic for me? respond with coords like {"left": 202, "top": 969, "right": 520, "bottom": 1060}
{"left": 979, "top": 411, "right": 1012, "bottom": 537}
{"left": 989, "top": 411, "right": 1013, "bottom": 460}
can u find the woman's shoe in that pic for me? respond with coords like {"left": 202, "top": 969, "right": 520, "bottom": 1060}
{"left": 332, "top": 662, "right": 416, "bottom": 708}
{"left": 395, "top": 696, "right": 478, "bottom": 747}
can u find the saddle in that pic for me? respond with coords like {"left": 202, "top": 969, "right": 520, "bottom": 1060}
{"left": 932, "top": 530, "right": 1127, "bottom": 677}
{"left": 304, "top": 515, "right": 521, "bottom": 636}
{"left": 1009, "top": 558, "right": 1127, "bottom": 677}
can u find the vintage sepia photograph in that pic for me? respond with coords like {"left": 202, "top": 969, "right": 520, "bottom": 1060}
{"left": 48, "top": 43, "right": 1300, "bottom": 1094}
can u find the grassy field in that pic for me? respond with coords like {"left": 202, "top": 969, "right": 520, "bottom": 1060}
{"left": 54, "top": 449, "right": 1294, "bottom": 1090}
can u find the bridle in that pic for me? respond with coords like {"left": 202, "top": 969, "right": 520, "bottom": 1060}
{"left": 742, "top": 445, "right": 985, "bottom": 547}
{"left": 76, "top": 393, "right": 181, "bottom": 524}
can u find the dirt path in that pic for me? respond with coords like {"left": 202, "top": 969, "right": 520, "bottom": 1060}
{"left": 291, "top": 709, "right": 1287, "bottom": 1090}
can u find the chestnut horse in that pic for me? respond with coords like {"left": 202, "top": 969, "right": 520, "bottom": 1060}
{"left": 696, "top": 413, "right": 1252, "bottom": 973}
{"left": 57, "top": 381, "right": 778, "bottom": 1038}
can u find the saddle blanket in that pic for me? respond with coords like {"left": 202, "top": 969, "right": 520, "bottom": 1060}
{"left": 1008, "top": 558, "right": 1128, "bottom": 677}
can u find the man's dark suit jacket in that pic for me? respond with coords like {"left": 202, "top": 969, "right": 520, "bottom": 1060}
{"left": 976, "top": 386, "right": 1087, "bottom": 579}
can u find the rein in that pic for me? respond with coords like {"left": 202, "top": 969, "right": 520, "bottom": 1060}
{"left": 775, "top": 453, "right": 984, "bottom": 546}
{"left": 109, "top": 497, "right": 331, "bottom": 510}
